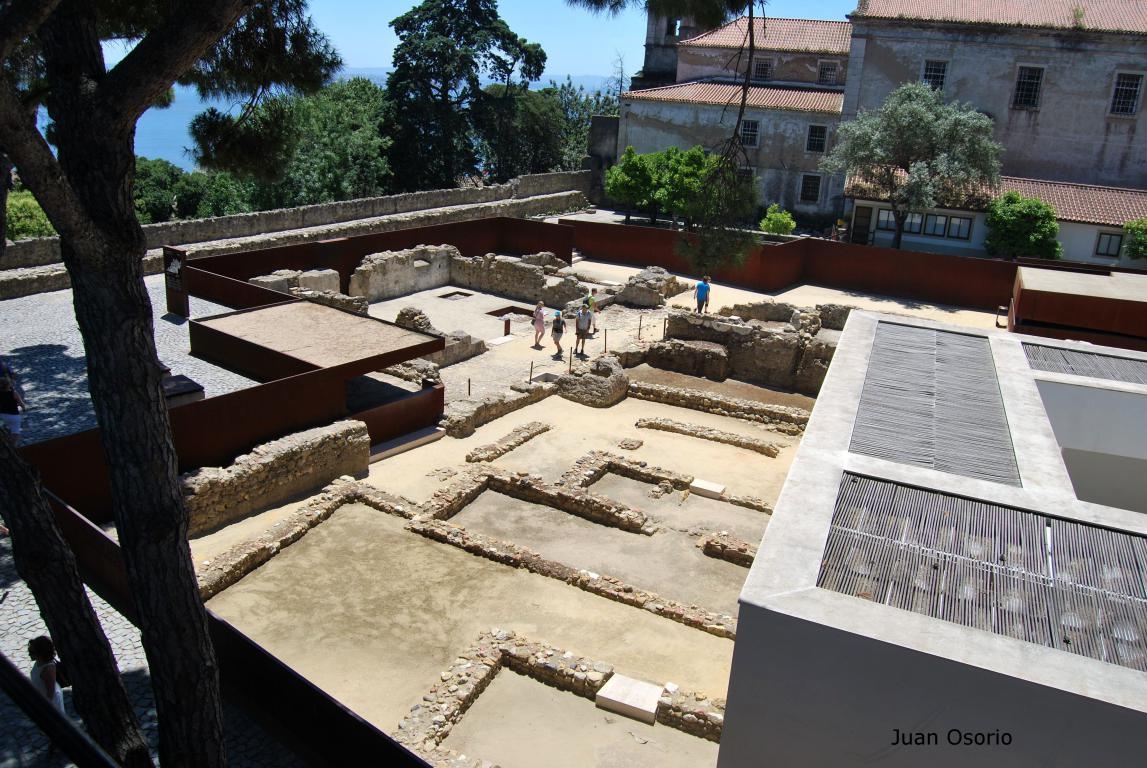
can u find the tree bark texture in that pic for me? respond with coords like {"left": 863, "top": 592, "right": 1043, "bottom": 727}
{"left": 33, "top": 4, "right": 227, "bottom": 765}
{"left": 0, "top": 435, "right": 153, "bottom": 767}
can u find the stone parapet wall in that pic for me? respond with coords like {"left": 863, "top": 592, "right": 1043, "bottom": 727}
{"left": 3, "top": 171, "right": 590, "bottom": 269}
{"left": 182, "top": 420, "right": 370, "bottom": 537}
{"left": 627, "top": 381, "right": 809, "bottom": 433}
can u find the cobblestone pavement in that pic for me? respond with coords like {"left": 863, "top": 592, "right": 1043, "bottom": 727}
{"left": 0, "top": 279, "right": 296, "bottom": 765}
{"left": 0, "top": 274, "right": 254, "bottom": 445}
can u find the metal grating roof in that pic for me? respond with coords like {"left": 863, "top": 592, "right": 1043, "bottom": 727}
{"left": 1024, "top": 343, "right": 1147, "bottom": 385}
{"left": 850, "top": 323, "right": 1021, "bottom": 485}
{"left": 818, "top": 474, "right": 1147, "bottom": 672}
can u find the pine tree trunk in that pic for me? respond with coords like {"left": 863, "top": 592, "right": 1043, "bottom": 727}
{"left": 37, "top": 6, "right": 227, "bottom": 765}
{"left": 0, "top": 436, "right": 153, "bottom": 767}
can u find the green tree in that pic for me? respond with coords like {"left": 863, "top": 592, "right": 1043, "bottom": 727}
{"left": 984, "top": 191, "right": 1063, "bottom": 260}
{"left": 134, "top": 157, "right": 184, "bottom": 224}
{"left": 0, "top": 2, "right": 340, "bottom": 765}
{"left": 386, "top": 0, "right": 545, "bottom": 191}
{"left": 173, "top": 170, "right": 252, "bottom": 219}
{"left": 605, "top": 146, "right": 654, "bottom": 223}
{"left": 1124, "top": 218, "right": 1147, "bottom": 260}
{"left": 821, "top": 82, "right": 1002, "bottom": 249}
{"left": 759, "top": 203, "right": 796, "bottom": 235}
{"left": 475, "top": 85, "right": 564, "bottom": 183}
{"left": 244, "top": 77, "right": 393, "bottom": 207}
{"left": 5, "top": 188, "right": 56, "bottom": 239}
{"left": 653, "top": 145, "right": 715, "bottom": 228}
{"left": 544, "top": 77, "right": 617, "bottom": 171}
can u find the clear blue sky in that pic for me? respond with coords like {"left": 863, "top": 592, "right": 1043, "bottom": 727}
{"left": 306, "top": 1, "right": 860, "bottom": 80}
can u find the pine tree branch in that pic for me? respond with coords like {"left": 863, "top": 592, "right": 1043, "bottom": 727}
{"left": 0, "top": 0, "right": 61, "bottom": 60}
{"left": 98, "top": 0, "right": 256, "bottom": 125}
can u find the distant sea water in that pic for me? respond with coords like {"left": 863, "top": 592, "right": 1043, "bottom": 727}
{"left": 135, "top": 68, "right": 609, "bottom": 171}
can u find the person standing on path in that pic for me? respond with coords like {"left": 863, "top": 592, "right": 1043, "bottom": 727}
{"left": 551, "top": 310, "right": 566, "bottom": 358}
{"left": 27, "top": 635, "right": 65, "bottom": 714}
{"left": 587, "top": 288, "right": 599, "bottom": 333}
{"left": 693, "top": 275, "right": 712, "bottom": 313}
{"left": 574, "top": 303, "right": 591, "bottom": 356}
{"left": 532, "top": 301, "right": 546, "bottom": 348}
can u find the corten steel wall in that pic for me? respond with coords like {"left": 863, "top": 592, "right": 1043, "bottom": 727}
{"left": 561, "top": 219, "right": 692, "bottom": 273}
{"left": 39, "top": 495, "right": 425, "bottom": 765}
{"left": 798, "top": 239, "right": 1018, "bottom": 310}
{"left": 21, "top": 432, "right": 114, "bottom": 521}
{"left": 353, "top": 383, "right": 445, "bottom": 444}
{"left": 496, "top": 217, "right": 575, "bottom": 259}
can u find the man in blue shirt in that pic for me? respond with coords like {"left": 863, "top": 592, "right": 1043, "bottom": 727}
{"left": 693, "top": 276, "right": 711, "bottom": 313}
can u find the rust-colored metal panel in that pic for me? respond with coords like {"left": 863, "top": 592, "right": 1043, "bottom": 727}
{"left": 21, "top": 432, "right": 113, "bottom": 523}
{"left": 352, "top": 383, "right": 445, "bottom": 444}
{"left": 183, "top": 267, "right": 297, "bottom": 314}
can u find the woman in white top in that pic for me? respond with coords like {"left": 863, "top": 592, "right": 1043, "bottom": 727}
{"left": 28, "top": 635, "right": 65, "bottom": 714}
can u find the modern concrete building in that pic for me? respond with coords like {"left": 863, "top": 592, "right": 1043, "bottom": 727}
{"left": 719, "top": 312, "right": 1147, "bottom": 766}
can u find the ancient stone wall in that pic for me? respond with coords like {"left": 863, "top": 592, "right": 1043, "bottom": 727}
{"left": 666, "top": 310, "right": 837, "bottom": 396}
{"left": 182, "top": 420, "right": 370, "bottom": 537}
{"left": 3, "top": 171, "right": 590, "bottom": 269}
{"left": 627, "top": 381, "right": 809, "bottom": 433}
{"left": 449, "top": 253, "right": 545, "bottom": 299}
{"left": 441, "top": 382, "right": 555, "bottom": 438}
{"left": 348, "top": 245, "right": 455, "bottom": 301}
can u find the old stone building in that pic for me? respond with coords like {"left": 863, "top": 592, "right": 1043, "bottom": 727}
{"left": 619, "top": 16, "right": 852, "bottom": 220}
{"left": 618, "top": 1, "right": 1147, "bottom": 244}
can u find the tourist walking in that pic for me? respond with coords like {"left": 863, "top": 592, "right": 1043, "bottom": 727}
{"left": 27, "top": 635, "right": 65, "bottom": 714}
{"left": 693, "top": 275, "right": 712, "bottom": 313}
{"left": 587, "top": 288, "right": 599, "bottom": 333}
{"left": 551, "top": 310, "right": 566, "bottom": 358}
{"left": 574, "top": 303, "right": 592, "bottom": 356}
{"left": 532, "top": 301, "right": 546, "bottom": 348}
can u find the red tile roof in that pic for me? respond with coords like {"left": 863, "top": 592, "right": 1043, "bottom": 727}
{"left": 623, "top": 81, "right": 844, "bottom": 115}
{"left": 848, "top": 171, "right": 1147, "bottom": 226}
{"left": 852, "top": 0, "right": 1147, "bottom": 35}
{"left": 1000, "top": 177, "right": 1147, "bottom": 227}
{"left": 681, "top": 16, "right": 853, "bottom": 54}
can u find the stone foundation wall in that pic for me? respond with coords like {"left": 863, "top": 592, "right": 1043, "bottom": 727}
{"left": 449, "top": 253, "right": 546, "bottom": 299}
{"left": 182, "top": 420, "right": 370, "bottom": 537}
{"left": 627, "top": 381, "right": 809, "bottom": 433}
{"left": 645, "top": 339, "right": 730, "bottom": 380}
{"left": 699, "top": 532, "right": 758, "bottom": 567}
{"left": 465, "top": 421, "right": 551, "bottom": 462}
{"left": 441, "top": 382, "right": 555, "bottom": 438}
{"left": 635, "top": 417, "right": 781, "bottom": 457}
{"left": 348, "top": 245, "right": 455, "bottom": 301}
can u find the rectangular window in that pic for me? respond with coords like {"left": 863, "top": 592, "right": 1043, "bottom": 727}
{"left": 947, "top": 216, "right": 972, "bottom": 240}
{"left": 752, "top": 58, "right": 774, "bottom": 81}
{"left": 923, "top": 214, "right": 948, "bottom": 236}
{"left": 903, "top": 212, "right": 923, "bottom": 234}
{"left": 876, "top": 209, "right": 896, "bottom": 230}
{"left": 806, "top": 125, "right": 827, "bottom": 153}
{"left": 1012, "top": 66, "right": 1043, "bottom": 109}
{"left": 1110, "top": 73, "right": 1143, "bottom": 116}
{"left": 818, "top": 61, "right": 839, "bottom": 86}
{"left": 739, "top": 119, "right": 760, "bottom": 148}
{"left": 1096, "top": 232, "right": 1123, "bottom": 256}
{"left": 799, "top": 174, "right": 821, "bottom": 203}
{"left": 922, "top": 60, "right": 947, "bottom": 91}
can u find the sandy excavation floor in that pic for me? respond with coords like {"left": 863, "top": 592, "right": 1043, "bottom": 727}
{"left": 441, "top": 669, "right": 720, "bottom": 768}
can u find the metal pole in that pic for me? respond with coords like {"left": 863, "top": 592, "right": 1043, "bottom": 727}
{"left": 468, "top": 378, "right": 471, "bottom": 396}
{"left": 638, "top": 315, "right": 643, "bottom": 340}
{"left": 568, "top": 352, "right": 573, "bottom": 373}
{"left": 529, "top": 361, "right": 534, "bottom": 382}
{"left": 604, "top": 329, "right": 608, "bottom": 353}
{"left": 663, "top": 317, "right": 668, "bottom": 339}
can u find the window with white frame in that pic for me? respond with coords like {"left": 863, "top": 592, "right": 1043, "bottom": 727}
{"left": 817, "top": 61, "right": 839, "bottom": 86}
{"left": 1012, "top": 66, "right": 1043, "bottom": 109}
{"left": 922, "top": 60, "right": 947, "bottom": 91}
{"left": 947, "top": 216, "right": 972, "bottom": 240}
{"left": 1110, "top": 73, "right": 1143, "bottom": 116}
{"left": 752, "top": 58, "right": 774, "bottom": 81}
{"left": 1096, "top": 232, "right": 1123, "bottom": 257}
{"left": 799, "top": 174, "right": 821, "bottom": 203}
{"left": 876, "top": 209, "right": 896, "bottom": 230}
{"left": 739, "top": 119, "right": 760, "bottom": 147}
{"left": 806, "top": 124, "right": 827, "bottom": 153}
{"left": 923, "top": 214, "right": 948, "bottom": 236}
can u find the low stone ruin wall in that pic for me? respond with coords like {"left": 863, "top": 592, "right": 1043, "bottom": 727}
{"left": 665, "top": 310, "right": 837, "bottom": 396}
{"left": 627, "top": 381, "right": 809, "bottom": 434}
{"left": 615, "top": 266, "right": 688, "bottom": 308}
{"left": 182, "top": 420, "right": 370, "bottom": 537}
{"left": 348, "top": 245, "right": 454, "bottom": 301}
{"left": 441, "top": 382, "right": 555, "bottom": 438}
{"left": 247, "top": 268, "right": 369, "bottom": 313}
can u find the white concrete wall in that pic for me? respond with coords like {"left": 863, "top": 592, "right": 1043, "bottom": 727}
{"left": 845, "top": 22, "right": 1147, "bottom": 188}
